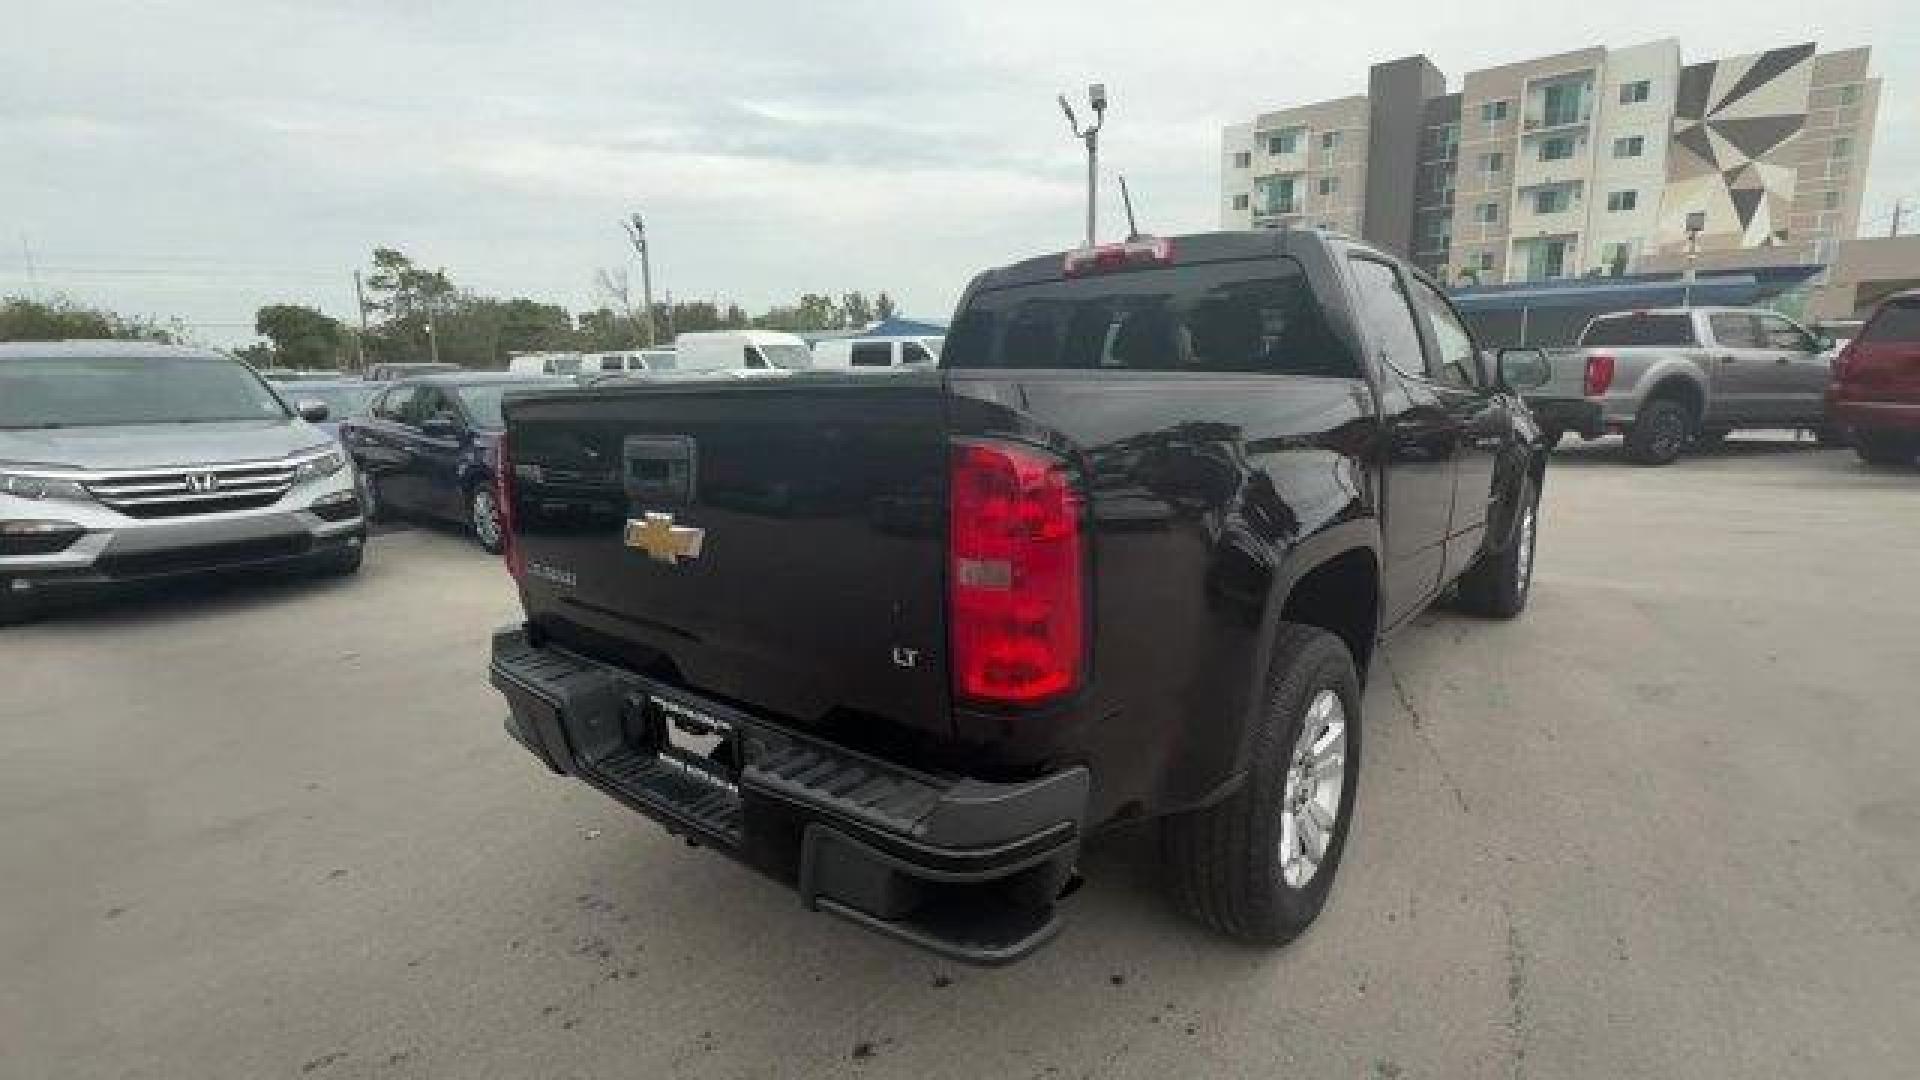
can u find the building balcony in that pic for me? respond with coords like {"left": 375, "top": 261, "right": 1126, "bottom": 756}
{"left": 1524, "top": 109, "right": 1591, "bottom": 133}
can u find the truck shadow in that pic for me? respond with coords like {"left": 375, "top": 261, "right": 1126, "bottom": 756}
{"left": 1550, "top": 433, "right": 1835, "bottom": 469}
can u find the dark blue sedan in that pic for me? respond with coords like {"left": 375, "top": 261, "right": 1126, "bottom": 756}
{"left": 339, "top": 373, "right": 569, "bottom": 552}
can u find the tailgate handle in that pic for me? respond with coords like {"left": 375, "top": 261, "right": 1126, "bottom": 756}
{"left": 623, "top": 436, "right": 697, "bottom": 506}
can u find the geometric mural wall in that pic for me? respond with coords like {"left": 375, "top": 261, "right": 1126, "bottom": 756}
{"left": 1655, "top": 43, "right": 1817, "bottom": 251}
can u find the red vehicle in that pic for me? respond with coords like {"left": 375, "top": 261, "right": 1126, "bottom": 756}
{"left": 1828, "top": 289, "right": 1920, "bottom": 466}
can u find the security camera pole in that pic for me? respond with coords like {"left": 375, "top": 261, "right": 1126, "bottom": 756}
{"left": 1058, "top": 83, "right": 1108, "bottom": 248}
{"left": 622, "top": 213, "right": 659, "bottom": 346}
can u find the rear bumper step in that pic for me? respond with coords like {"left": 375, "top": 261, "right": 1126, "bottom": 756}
{"left": 489, "top": 625, "right": 1088, "bottom": 965}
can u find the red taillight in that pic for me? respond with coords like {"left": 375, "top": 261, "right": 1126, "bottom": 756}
{"left": 494, "top": 435, "right": 523, "bottom": 581}
{"left": 1584, "top": 353, "right": 1616, "bottom": 397}
{"left": 1063, "top": 236, "right": 1174, "bottom": 277}
{"left": 949, "top": 441, "right": 1084, "bottom": 706}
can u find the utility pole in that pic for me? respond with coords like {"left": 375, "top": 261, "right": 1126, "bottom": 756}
{"left": 1891, "top": 198, "right": 1905, "bottom": 239}
{"left": 622, "top": 214, "right": 659, "bottom": 345}
{"left": 1057, "top": 83, "right": 1109, "bottom": 247}
{"left": 352, "top": 270, "right": 371, "bottom": 371}
{"left": 19, "top": 232, "right": 38, "bottom": 298}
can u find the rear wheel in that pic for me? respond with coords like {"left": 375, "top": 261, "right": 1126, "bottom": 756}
{"left": 1163, "top": 624, "right": 1361, "bottom": 947}
{"left": 1624, "top": 397, "right": 1692, "bottom": 466}
{"left": 1539, "top": 426, "right": 1565, "bottom": 451}
{"left": 469, "top": 484, "right": 505, "bottom": 554}
{"left": 1855, "top": 431, "right": 1917, "bottom": 467}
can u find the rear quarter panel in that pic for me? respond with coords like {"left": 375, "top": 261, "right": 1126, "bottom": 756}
{"left": 945, "top": 370, "right": 1378, "bottom": 822}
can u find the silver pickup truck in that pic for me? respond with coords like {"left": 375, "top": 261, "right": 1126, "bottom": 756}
{"left": 1525, "top": 306, "right": 1836, "bottom": 465}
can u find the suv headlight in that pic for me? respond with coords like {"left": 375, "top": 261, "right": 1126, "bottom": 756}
{"left": 291, "top": 449, "right": 347, "bottom": 485}
{"left": 0, "top": 467, "right": 92, "bottom": 502}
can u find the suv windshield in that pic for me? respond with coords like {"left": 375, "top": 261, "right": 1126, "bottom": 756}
{"left": 759, "top": 343, "right": 813, "bottom": 370}
{"left": 0, "top": 355, "right": 290, "bottom": 429}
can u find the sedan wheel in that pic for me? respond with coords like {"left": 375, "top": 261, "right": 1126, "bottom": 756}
{"left": 470, "top": 485, "right": 505, "bottom": 554}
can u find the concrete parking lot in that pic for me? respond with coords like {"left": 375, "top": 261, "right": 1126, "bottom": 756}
{"left": 4, "top": 437, "right": 1917, "bottom": 1079}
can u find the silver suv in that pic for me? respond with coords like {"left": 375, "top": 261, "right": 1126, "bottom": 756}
{"left": 1, "top": 341, "right": 365, "bottom": 623}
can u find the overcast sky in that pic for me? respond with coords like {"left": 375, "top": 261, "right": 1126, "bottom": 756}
{"left": 3, "top": 0, "right": 1912, "bottom": 347}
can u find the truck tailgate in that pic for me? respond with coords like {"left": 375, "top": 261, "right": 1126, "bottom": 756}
{"left": 504, "top": 373, "right": 953, "bottom": 741}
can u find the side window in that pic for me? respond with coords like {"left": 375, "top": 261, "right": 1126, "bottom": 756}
{"left": 600, "top": 356, "right": 623, "bottom": 371}
{"left": 742, "top": 347, "right": 766, "bottom": 369}
{"left": 1407, "top": 276, "right": 1481, "bottom": 388}
{"left": 1757, "top": 313, "right": 1815, "bottom": 352}
{"left": 1709, "top": 313, "right": 1761, "bottom": 349}
{"left": 389, "top": 386, "right": 427, "bottom": 426}
{"left": 849, "top": 341, "right": 893, "bottom": 367}
{"left": 413, "top": 387, "right": 457, "bottom": 427}
{"left": 901, "top": 341, "right": 935, "bottom": 365}
{"left": 1347, "top": 258, "right": 1429, "bottom": 380}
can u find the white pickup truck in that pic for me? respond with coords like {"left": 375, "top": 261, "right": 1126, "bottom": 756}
{"left": 1525, "top": 306, "right": 1838, "bottom": 465}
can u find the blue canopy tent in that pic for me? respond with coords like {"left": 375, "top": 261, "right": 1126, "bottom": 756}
{"left": 1450, "top": 265, "right": 1824, "bottom": 347}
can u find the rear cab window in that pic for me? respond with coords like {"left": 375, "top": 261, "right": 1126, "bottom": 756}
{"left": 943, "top": 259, "right": 1356, "bottom": 377}
{"left": 1581, "top": 313, "right": 1698, "bottom": 348}
{"left": 850, "top": 341, "right": 894, "bottom": 367}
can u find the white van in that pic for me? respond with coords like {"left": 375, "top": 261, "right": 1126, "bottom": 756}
{"left": 506, "top": 351, "right": 583, "bottom": 376}
{"left": 585, "top": 349, "right": 677, "bottom": 375}
{"left": 673, "top": 331, "right": 812, "bottom": 374}
{"left": 810, "top": 336, "right": 942, "bottom": 369}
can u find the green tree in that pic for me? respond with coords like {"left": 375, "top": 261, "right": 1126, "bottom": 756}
{"left": 1, "top": 295, "right": 181, "bottom": 343}
{"left": 839, "top": 291, "right": 874, "bottom": 329}
{"left": 254, "top": 304, "right": 344, "bottom": 369}
{"left": 875, "top": 291, "right": 898, "bottom": 321}
{"left": 362, "top": 247, "right": 454, "bottom": 363}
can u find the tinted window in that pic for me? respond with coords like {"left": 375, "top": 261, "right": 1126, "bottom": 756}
{"left": 850, "top": 342, "right": 893, "bottom": 367}
{"left": 901, "top": 341, "right": 936, "bottom": 364}
{"left": 944, "top": 259, "right": 1355, "bottom": 378}
{"left": 1756, "top": 314, "right": 1816, "bottom": 351}
{"left": 1407, "top": 276, "right": 1480, "bottom": 388}
{"left": 1858, "top": 302, "right": 1920, "bottom": 344}
{"left": 1347, "top": 258, "right": 1428, "bottom": 379}
{"left": 600, "top": 356, "right": 624, "bottom": 371}
{"left": 454, "top": 383, "right": 551, "bottom": 429}
{"left": 293, "top": 384, "right": 376, "bottom": 418}
{"left": 0, "top": 355, "right": 290, "bottom": 429}
{"left": 1580, "top": 313, "right": 1697, "bottom": 347}
{"left": 1709, "top": 313, "right": 1761, "bottom": 348}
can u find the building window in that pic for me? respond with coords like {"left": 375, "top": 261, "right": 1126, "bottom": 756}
{"left": 1318, "top": 176, "right": 1340, "bottom": 196}
{"left": 1539, "top": 136, "right": 1575, "bottom": 162}
{"left": 1480, "top": 99, "right": 1509, "bottom": 123}
{"left": 1606, "top": 190, "right": 1638, "bottom": 212}
{"left": 1320, "top": 130, "right": 1341, "bottom": 151}
{"left": 1475, "top": 201, "right": 1500, "bottom": 224}
{"left": 1539, "top": 82, "right": 1588, "bottom": 126}
{"left": 1232, "top": 193, "right": 1249, "bottom": 210}
{"left": 1838, "top": 84, "right": 1861, "bottom": 106}
{"left": 1619, "top": 80, "right": 1651, "bottom": 104}
{"left": 1479, "top": 151, "right": 1504, "bottom": 174}
{"left": 1267, "top": 129, "right": 1300, "bottom": 155}
{"left": 1599, "top": 242, "right": 1632, "bottom": 275}
{"left": 1832, "top": 136, "right": 1852, "bottom": 158}
{"left": 1232, "top": 151, "right": 1251, "bottom": 168}
{"left": 1823, "top": 190, "right": 1841, "bottom": 211}
{"left": 1476, "top": 251, "right": 1496, "bottom": 272}
{"left": 1534, "top": 188, "right": 1569, "bottom": 214}
{"left": 1432, "top": 122, "right": 1459, "bottom": 160}
{"left": 1613, "top": 135, "right": 1644, "bottom": 158}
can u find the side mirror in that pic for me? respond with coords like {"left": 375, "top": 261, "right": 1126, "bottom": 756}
{"left": 1496, "top": 348, "right": 1551, "bottom": 391}
{"left": 295, "top": 399, "right": 330, "bottom": 423}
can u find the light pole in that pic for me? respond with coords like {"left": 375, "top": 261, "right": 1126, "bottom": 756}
{"left": 622, "top": 213, "right": 660, "bottom": 346}
{"left": 1681, "top": 210, "right": 1706, "bottom": 308}
{"left": 1058, "top": 83, "right": 1108, "bottom": 248}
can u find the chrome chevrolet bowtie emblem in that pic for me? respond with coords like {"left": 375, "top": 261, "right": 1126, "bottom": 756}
{"left": 624, "top": 512, "right": 704, "bottom": 564}
{"left": 183, "top": 471, "right": 219, "bottom": 494}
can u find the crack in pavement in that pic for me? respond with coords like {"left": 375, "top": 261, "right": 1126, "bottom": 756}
{"left": 1382, "top": 654, "right": 1472, "bottom": 816}
{"left": 1502, "top": 902, "right": 1530, "bottom": 1080}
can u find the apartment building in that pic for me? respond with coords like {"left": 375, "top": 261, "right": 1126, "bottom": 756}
{"left": 1220, "top": 41, "right": 1880, "bottom": 285}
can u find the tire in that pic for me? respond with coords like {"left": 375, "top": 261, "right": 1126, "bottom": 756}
{"left": 468, "top": 483, "right": 505, "bottom": 554}
{"left": 359, "top": 471, "right": 388, "bottom": 522}
{"left": 1540, "top": 426, "right": 1566, "bottom": 451}
{"left": 1455, "top": 476, "right": 1539, "bottom": 618}
{"left": 1163, "top": 623, "right": 1361, "bottom": 947}
{"left": 1854, "top": 431, "right": 1916, "bottom": 467}
{"left": 1624, "top": 397, "right": 1692, "bottom": 466}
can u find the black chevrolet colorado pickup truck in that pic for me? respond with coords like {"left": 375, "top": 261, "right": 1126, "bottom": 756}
{"left": 489, "top": 230, "right": 1551, "bottom": 963}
